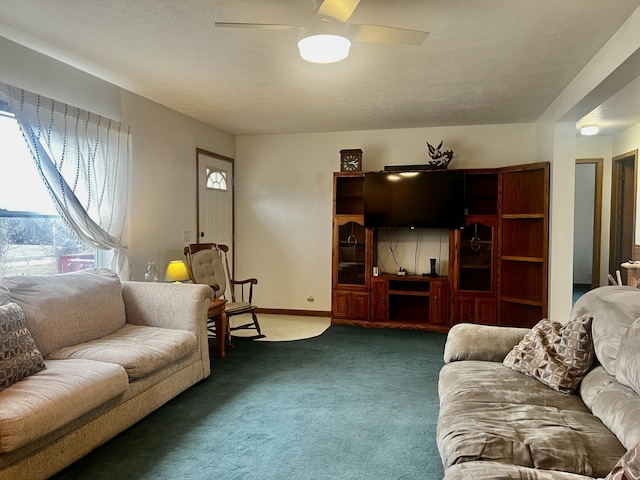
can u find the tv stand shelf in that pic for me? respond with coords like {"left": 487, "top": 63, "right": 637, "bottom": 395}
{"left": 368, "top": 274, "right": 449, "bottom": 332}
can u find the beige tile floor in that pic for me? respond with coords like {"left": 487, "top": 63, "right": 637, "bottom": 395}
{"left": 229, "top": 313, "right": 331, "bottom": 342}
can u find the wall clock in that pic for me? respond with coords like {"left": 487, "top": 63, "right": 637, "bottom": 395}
{"left": 340, "top": 149, "right": 363, "bottom": 172}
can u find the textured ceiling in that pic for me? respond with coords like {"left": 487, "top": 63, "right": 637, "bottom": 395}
{"left": 0, "top": 0, "right": 639, "bottom": 135}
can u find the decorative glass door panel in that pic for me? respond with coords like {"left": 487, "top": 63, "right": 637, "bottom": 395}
{"left": 459, "top": 222, "right": 494, "bottom": 292}
{"left": 337, "top": 221, "right": 366, "bottom": 286}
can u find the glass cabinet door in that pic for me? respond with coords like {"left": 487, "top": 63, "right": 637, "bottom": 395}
{"left": 459, "top": 222, "right": 494, "bottom": 292}
{"left": 337, "top": 221, "right": 366, "bottom": 286}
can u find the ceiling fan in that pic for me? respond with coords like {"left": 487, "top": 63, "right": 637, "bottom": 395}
{"left": 215, "top": 0, "right": 429, "bottom": 64}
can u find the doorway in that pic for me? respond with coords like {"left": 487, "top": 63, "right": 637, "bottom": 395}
{"left": 609, "top": 150, "right": 637, "bottom": 286}
{"left": 573, "top": 159, "right": 603, "bottom": 303}
{"left": 196, "top": 148, "right": 235, "bottom": 277}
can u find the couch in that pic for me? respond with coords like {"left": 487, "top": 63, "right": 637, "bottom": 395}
{"left": 0, "top": 268, "right": 214, "bottom": 480}
{"left": 437, "top": 285, "right": 640, "bottom": 480}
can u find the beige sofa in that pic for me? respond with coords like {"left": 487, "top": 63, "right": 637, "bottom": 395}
{"left": 0, "top": 268, "right": 214, "bottom": 480}
{"left": 437, "top": 285, "right": 640, "bottom": 480}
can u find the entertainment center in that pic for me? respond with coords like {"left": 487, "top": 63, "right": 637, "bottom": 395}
{"left": 331, "top": 162, "right": 549, "bottom": 332}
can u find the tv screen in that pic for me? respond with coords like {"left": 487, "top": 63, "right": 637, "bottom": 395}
{"left": 364, "top": 170, "right": 465, "bottom": 229}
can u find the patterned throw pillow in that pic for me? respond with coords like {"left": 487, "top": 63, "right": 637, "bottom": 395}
{"left": 503, "top": 315, "right": 594, "bottom": 394}
{"left": 0, "top": 302, "right": 46, "bottom": 391}
{"left": 605, "top": 441, "right": 640, "bottom": 480}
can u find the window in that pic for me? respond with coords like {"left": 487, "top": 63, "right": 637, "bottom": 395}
{"left": 0, "top": 108, "right": 94, "bottom": 276}
{"left": 206, "top": 167, "right": 228, "bottom": 191}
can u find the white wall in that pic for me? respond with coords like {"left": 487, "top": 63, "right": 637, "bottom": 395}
{"left": 0, "top": 36, "right": 236, "bottom": 280}
{"left": 120, "top": 91, "right": 235, "bottom": 278}
{"left": 536, "top": 6, "right": 640, "bottom": 320}
{"left": 236, "top": 124, "right": 535, "bottom": 311}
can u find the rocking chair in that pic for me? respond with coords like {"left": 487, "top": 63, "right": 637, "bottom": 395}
{"left": 184, "top": 243, "right": 263, "bottom": 341}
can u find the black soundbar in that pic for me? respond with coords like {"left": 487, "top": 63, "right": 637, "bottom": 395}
{"left": 383, "top": 164, "right": 444, "bottom": 171}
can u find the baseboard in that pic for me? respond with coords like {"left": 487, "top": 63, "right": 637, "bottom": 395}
{"left": 255, "top": 308, "right": 331, "bottom": 317}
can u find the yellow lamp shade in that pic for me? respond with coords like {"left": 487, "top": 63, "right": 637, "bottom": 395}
{"left": 164, "top": 260, "right": 190, "bottom": 282}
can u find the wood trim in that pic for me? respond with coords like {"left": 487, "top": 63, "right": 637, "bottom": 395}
{"left": 576, "top": 158, "right": 603, "bottom": 288}
{"left": 256, "top": 308, "right": 332, "bottom": 317}
{"left": 331, "top": 318, "right": 449, "bottom": 333}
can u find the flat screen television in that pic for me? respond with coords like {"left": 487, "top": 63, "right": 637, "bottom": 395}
{"left": 364, "top": 170, "right": 465, "bottom": 229}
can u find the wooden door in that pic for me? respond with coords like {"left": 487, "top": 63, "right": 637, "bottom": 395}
{"left": 609, "top": 151, "right": 637, "bottom": 285}
{"left": 476, "top": 297, "right": 497, "bottom": 325}
{"left": 430, "top": 281, "right": 449, "bottom": 326}
{"left": 371, "top": 277, "right": 388, "bottom": 321}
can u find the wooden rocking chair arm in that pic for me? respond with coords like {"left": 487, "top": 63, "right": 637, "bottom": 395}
{"left": 230, "top": 278, "right": 258, "bottom": 285}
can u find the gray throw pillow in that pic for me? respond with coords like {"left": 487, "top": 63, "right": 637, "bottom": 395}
{"left": 0, "top": 302, "right": 46, "bottom": 391}
{"left": 503, "top": 315, "right": 594, "bottom": 394}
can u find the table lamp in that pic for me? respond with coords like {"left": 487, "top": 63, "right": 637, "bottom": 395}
{"left": 164, "top": 260, "right": 190, "bottom": 283}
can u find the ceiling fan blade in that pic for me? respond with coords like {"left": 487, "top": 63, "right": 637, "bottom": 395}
{"left": 349, "top": 24, "right": 429, "bottom": 46}
{"left": 215, "top": 22, "right": 300, "bottom": 31}
{"left": 318, "top": 0, "right": 361, "bottom": 23}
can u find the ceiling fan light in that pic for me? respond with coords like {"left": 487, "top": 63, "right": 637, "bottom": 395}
{"left": 298, "top": 33, "right": 351, "bottom": 63}
{"left": 580, "top": 125, "right": 599, "bottom": 136}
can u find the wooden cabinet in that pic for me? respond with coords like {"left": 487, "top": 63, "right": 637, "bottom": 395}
{"left": 430, "top": 280, "right": 450, "bottom": 327}
{"left": 369, "top": 275, "right": 449, "bottom": 331}
{"left": 333, "top": 163, "right": 548, "bottom": 332}
{"left": 453, "top": 295, "right": 497, "bottom": 325}
{"left": 450, "top": 163, "right": 549, "bottom": 329}
{"left": 370, "top": 277, "right": 387, "bottom": 321}
{"left": 450, "top": 170, "right": 499, "bottom": 326}
{"left": 333, "top": 290, "right": 370, "bottom": 320}
{"left": 332, "top": 173, "right": 373, "bottom": 323}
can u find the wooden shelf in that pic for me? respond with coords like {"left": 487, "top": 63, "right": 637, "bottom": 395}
{"left": 388, "top": 290, "right": 430, "bottom": 297}
{"left": 500, "top": 297, "right": 544, "bottom": 307}
{"left": 331, "top": 318, "right": 450, "bottom": 333}
{"left": 450, "top": 163, "right": 549, "bottom": 329}
{"left": 501, "top": 213, "right": 546, "bottom": 219}
{"left": 501, "top": 256, "right": 544, "bottom": 263}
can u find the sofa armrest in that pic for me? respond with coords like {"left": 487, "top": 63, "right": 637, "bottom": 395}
{"left": 121, "top": 281, "right": 214, "bottom": 333}
{"left": 443, "top": 323, "right": 530, "bottom": 363}
{"left": 121, "top": 282, "right": 215, "bottom": 379}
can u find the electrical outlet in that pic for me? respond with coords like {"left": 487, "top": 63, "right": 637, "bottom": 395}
{"left": 307, "top": 295, "right": 314, "bottom": 302}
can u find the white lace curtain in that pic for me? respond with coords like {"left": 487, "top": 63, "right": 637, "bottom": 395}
{"left": 3, "top": 84, "right": 131, "bottom": 278}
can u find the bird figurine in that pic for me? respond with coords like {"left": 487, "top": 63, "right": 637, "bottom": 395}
{"left": 426, "top": 140, "right": 454, "bottom": 169}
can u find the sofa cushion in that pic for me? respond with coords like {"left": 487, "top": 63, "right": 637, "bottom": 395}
{"left": 604, "top": 441, "right": 640, "bottom": 480}
{"left": 46, "top": 324, "right": 198, "bottom": 380}
{"left": 580, "top": 366, "right": 617, "bottom": 411}
{"left": 615, "top": 316, "right": 640, "bottom": 396}
{"left": 570, "top": 286, "right": 640, "bottom": 376}
{"left": 0, "top": 284, "right": 9, "bottom": 305}
{"left": 444, "top": 461, "right": 598, "bottom": 480}
{"left": 443, "top": 323, "right": 530, "bottom": 363}
{"left": 438, "top": 361, "right": 625, "bottom": 477}
{"left": 589, "top": 373, "right": 640, "bottom": 451}
{"left": 0, "top": 358, "right": 128, "bottom": 453}
{"left": 0, "top": 303, "right": 46, "bottom": 391}
{"left": 0, "top": 268, "right": 126, "bottom": 356}
{"left": 503, "top": 315, "right": 594, "bottom": 394}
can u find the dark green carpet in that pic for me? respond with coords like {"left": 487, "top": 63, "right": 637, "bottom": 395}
{"left": 52, "top": 325, "right": 447, "bottom": 480}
